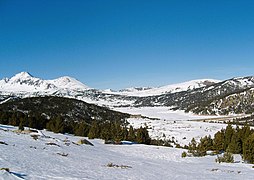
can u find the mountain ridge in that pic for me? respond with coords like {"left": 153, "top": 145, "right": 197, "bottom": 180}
{"left": 1, "top": 72, "right": 219, "bottom": 95}
{"left": 1, "top": 72, "right": 254, "bottom": 116}
{"left": 0, "top": 72, "right": 90, "bottom": 93}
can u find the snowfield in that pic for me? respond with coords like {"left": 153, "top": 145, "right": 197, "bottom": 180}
{"left": 115, "top": 107, "right": 228, "bottom": 145}
{"left": 1, "top": 124, "right": 253, "bottom": 180}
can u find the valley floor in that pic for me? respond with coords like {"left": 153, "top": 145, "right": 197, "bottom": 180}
{"left": 116, "top": 107, "right": 229, "bottom": 145}
{"left": 0, "top": 124, "right": 253, "bottom": 180}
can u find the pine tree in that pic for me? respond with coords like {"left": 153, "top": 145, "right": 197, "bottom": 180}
{"left": 197, "top": 135, "right": 213, "bottom": 156}
{"left": 28, "top": 116, "right": 36, "bottom": 128}
{"left": 213, "top": 129, "right": 225, "bottom": 153}
{"left": 243, "top": 133, "right": 254, "bottom": 164}
{"left": 224, "top": 124, "right": 234, "bottom": 150}
{"left": 18, "top": 118, "right": 24, "bottom": 131}
{"left": 75, "top": 122, "right": 89, "bottom": 137}
{"left": 46, "top": 116, "right": 64, "bottom": 133}
{"left": 188, "top": 138, "right": 197, "bottom": 151}
{"left": 100, "top": 122, "right": 112, "bottom": 140}
{"left": 227, "top": 131, "right": 242, "bottom": 154}
{"left": 88, "top": 121, "right": 100, "bottom": 139}
{"left": 114, "top": 122, "right": 124, "bottom": 142}
{"left": 136, "top": 126, "right": 151, "bottom": 144}
{"left": 127, "top": 125, "right": 136, "bottom": 141}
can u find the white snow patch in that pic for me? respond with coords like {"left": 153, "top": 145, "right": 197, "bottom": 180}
{"left": 0, "top": 124, "right": 253, "bottom": 180}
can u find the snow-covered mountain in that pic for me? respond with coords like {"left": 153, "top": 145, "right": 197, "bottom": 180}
{"left": 0, "top": 72, "right": 221, "bottom": 107}
{"left": 105, "top": 79, "right": 220, "bottom": 97}
{"left": 1, "top": 72, "right": 254, "bottom": 115}
{"left": 0, "top": 72, "right": 89, "bottom": 93}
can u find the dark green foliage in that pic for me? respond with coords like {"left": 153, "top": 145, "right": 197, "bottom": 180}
{"left": 0, "top": 96, "right": 130, "bottom": 124}
{"left": 181, "top": 151, "right": 187, "bottom": 158}
{"left": 136, "top": 126, "right": 151, "bottom": 145}
{"left": 0, "top": 96, "right": 153, "bottom": 145}
{"left": 198, "top": 135, "right": 213, "bottom": 152}
{"left": 187, "top": 124, "right": 254, "bottom": 164}
{"left": 188, "top": 138, "right": 197, "bottom": 154}
{"left": 74, "top": 122, "right": 89, "bottom": 137}
{"left": 127, "top": 125, "right": 136, "bottom": 141}
{"left": 224, "top": 124, "right": 234, "bottom": 150}
{"left": 213, "top": 130, "right": 225, "bottom": 153}
{"left": 243, "top": 133, "right": 254, "bottom": 164}
{"left": 150, "top": 139, "right": 173, "bottom": 147}
{"left": 18, "top": 119, "right": 24, "bottom": 131}
{"left": 46, "top": 116, "right": 65, "bottom": 133}
{"left": 227, "top": 128, "right": 242, "bottom": 154}
{"left": 88, "top": 121, "right": 100, "bottom": 139}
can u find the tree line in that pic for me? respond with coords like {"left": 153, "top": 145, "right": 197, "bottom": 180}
{"left": 0, "top": 110, "right": 151, "bottom": 145}
{"left": 187, "top": 123, "right": 254, "bottom": 164}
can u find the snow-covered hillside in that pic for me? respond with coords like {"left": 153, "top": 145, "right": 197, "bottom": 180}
{"left": 105, "top": 79, "right": 220, "bottom": 97}
{"left": 1, "top": 124, "right": 253, "bottom": 180}
{"left": 0, "top": 72, "right": 89, "bottom": 93}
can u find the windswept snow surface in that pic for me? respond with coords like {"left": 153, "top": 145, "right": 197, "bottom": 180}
{"left": 0, "top": 124, "right": 253, "bottom": 180}
{"left": 105, "top": 79, "right": 221, "bottom": 97}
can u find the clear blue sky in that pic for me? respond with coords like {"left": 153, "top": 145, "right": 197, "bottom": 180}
{"left": 1, "top": 0, "right": 254, "bottom": 89}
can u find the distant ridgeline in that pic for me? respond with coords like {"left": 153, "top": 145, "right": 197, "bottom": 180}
{"left": 1, "top": 73, "right": 254, "bottom": 120}
{"left": 0, "top": 96, "right": 151, "bottom": 144}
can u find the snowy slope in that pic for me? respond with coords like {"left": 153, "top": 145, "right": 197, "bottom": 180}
{"left": 105, "top": 79, "right": 221, "bottom": 97}
{"left": 1, "top": 124, "right": 253, "bottom": 180}
{"left": 0, "top": 72, "right": 89, "bottom": 93}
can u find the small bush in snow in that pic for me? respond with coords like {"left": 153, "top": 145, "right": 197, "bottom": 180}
{"left": 181, "top": 151, "right": 187, "bottom": 158}
{"left": 215, "top": 152, "right": 234, "bottom": 163}
{"left": 106, "top": 163, "right": 132, "bottom": 169}
{"left": 0, "top": 168, "right": 10, "bottom": 172}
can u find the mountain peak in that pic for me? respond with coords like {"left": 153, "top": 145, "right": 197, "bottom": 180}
{"left": 12, "top": 72, "right": 33, "bottom": 79}
{"left": 0, "top": 72, "right": 90, "bottom": 92}
{"left": 52, "top": 76, "right": 89, "bottom": 90}
{"left": 17, "top": 71, "right": 32, "bottom": 77}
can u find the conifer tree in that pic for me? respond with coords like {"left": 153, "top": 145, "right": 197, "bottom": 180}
{"left": 188, "top": 138, "right": 197, "bottom": 152}
{"left": 18, "top": 118, "right": 24, "bottom": 131}
{"left": 227, "top": 131, "right": 242, "bottom": 154}
{"left": 243, "top": 133, "right": 254, "bottom": 164}
{"left": 88, "top": 121, "right": 100, "bottom": 139}
{"left": 213, "top": 129, "right": 225, "bottom": 153}
{"left": 224, "top": 124, "right": 234, "bottom": 150}
{"left": 75, "top": 122, "right": 89, "bottom": 137}
{"left": 136, "top": 126, "right": 151, "bottom": 144}
{"left": 198, "top": 135, "right": 213, "bottom": 153}
{"left": 127, "top": 125, "right": 136, "bottom": 141}
{"left": 100, "top": 122, "right": 112, "bottom": 140}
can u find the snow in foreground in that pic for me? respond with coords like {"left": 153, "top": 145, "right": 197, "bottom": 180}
{"left": 1, "top": 125, "right": 253, "bottom": 180}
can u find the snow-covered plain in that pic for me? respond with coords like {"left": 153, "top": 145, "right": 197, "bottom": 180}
{"left": 115, "top": 107, "right": 228, "bottom": 145}
{"left": 1, "top": 125, "right": 253, "bottom": 180}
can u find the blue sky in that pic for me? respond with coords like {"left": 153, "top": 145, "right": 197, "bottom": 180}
{"left": 1, "top": 0, "right": 254, "bottom": 89}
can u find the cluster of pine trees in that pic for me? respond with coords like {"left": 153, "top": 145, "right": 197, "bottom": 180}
{"left": 87, "top": 121, "right": 151, "bottom": 144}
{"left": 0, "top": 110, "right": 151, "bottom": 145}
{"left": 187, "top": 124, "right": 254, "bottom": 164}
